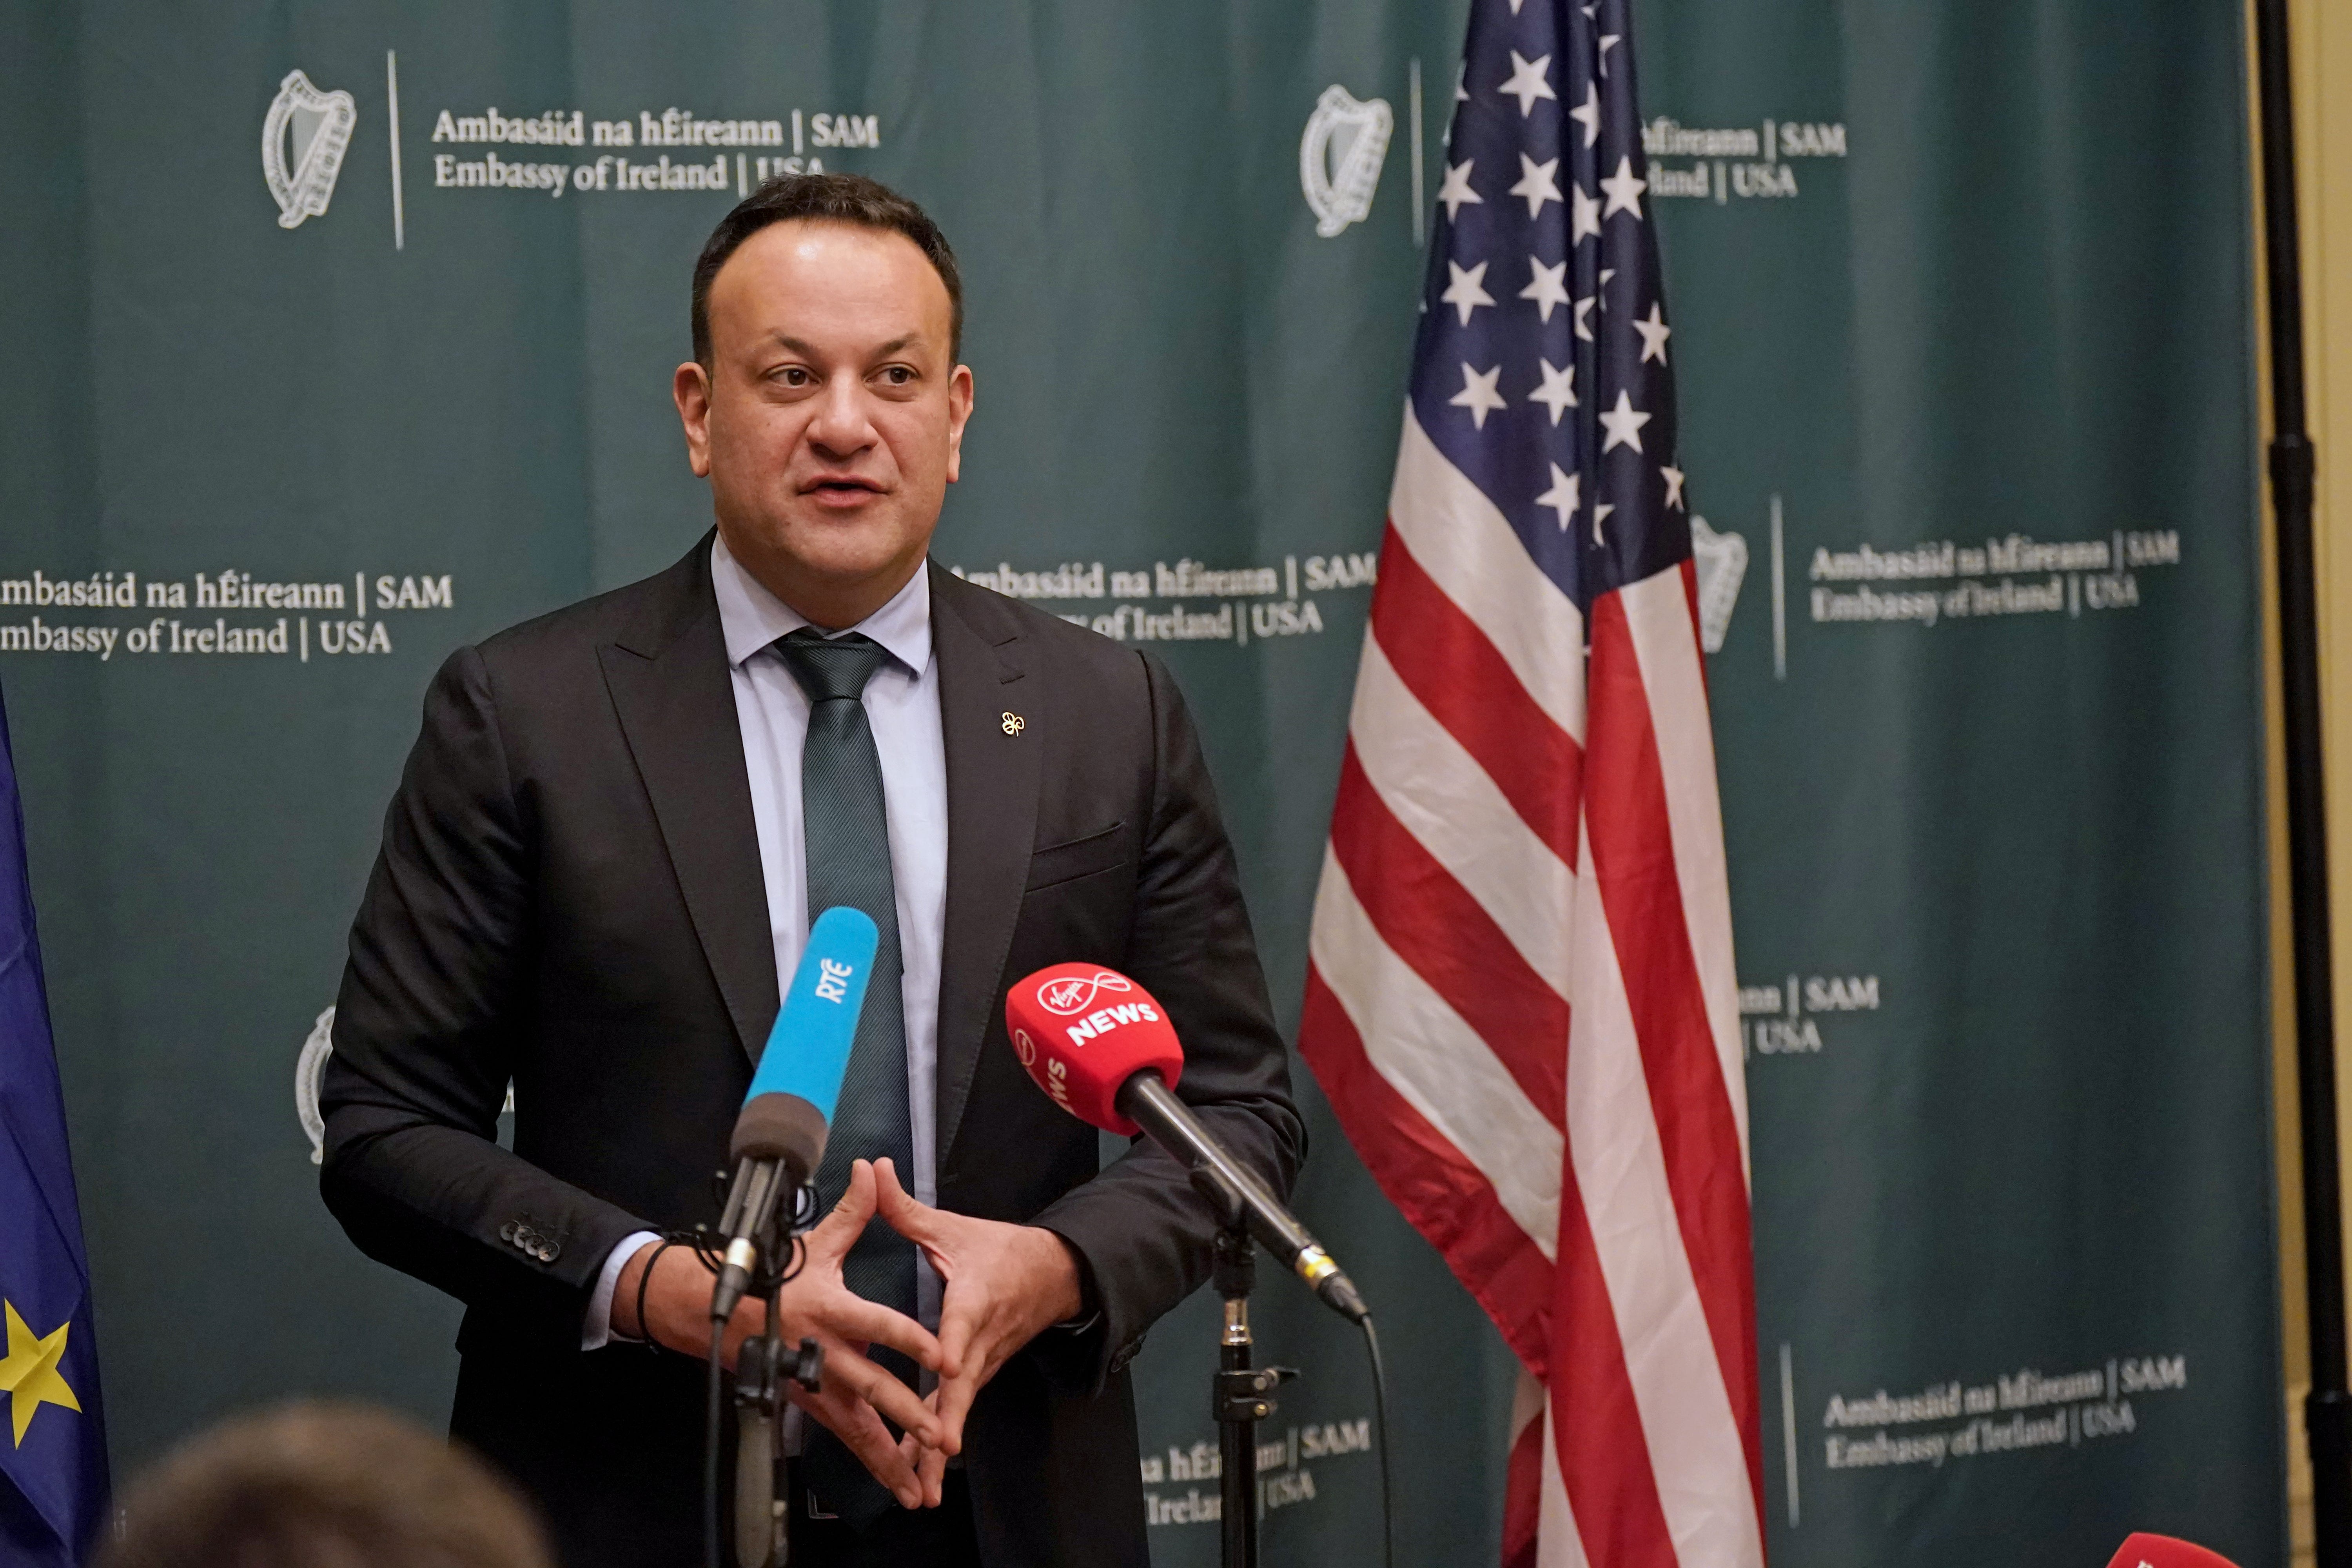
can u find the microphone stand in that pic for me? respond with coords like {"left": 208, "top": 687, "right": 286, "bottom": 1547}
{"left": 1193, "top": 1167, "right": 1295, "bottom": 1568}
{"left": 711, "top": 1180, "right": 823, "bottom": 1568}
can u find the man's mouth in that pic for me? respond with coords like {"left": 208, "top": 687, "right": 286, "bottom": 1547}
{"left": 804, "top": 474, "right": 884, "bottom": 498}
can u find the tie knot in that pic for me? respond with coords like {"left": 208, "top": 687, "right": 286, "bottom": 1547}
{"left": 776, "top": 629, "right": 889, "bottom": 703}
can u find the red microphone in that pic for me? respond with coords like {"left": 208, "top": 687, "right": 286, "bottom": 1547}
{"left": 1007, "top": 963, "right": 1366, "bottom": 1322}
{"left": 2105, "top": 1535, "right": 2241, "bottom": 1568}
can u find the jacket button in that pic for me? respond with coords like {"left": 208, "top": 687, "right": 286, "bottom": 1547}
{"left": 499, "top": 1222, "right": 516, "bottom": 1243}
{"left": 539, "top": 1242, "right": 560, "bottom": 1262}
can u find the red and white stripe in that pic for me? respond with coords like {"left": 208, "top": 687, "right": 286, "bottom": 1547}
{"left": 1303, "top": 408, "right": 1763, "bottom": 1567}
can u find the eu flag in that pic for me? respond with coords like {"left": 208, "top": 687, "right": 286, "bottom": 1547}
{"left": 0, "top": 684, "right": 107, "bottom": 1563}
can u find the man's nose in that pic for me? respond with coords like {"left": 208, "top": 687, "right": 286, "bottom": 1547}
{"left": 806, "top": 374, "right": 875, "bottom": 458}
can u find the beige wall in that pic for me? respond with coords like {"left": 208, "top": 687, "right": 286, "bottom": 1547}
{"left": 2259, "top": 2, "right": 2352, "bottom": 1563}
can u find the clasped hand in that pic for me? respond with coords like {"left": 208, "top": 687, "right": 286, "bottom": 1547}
{"left": 614, "top": 1156, "right": 1082, "bottom": 1510}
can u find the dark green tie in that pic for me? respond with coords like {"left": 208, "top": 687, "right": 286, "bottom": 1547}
{"left": 774, "top": 629, "right": 917, "bottom": 1531}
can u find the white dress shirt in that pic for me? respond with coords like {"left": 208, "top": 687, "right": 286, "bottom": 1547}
{"left": 583, "top": 536, "right": 949, "bottom": 1348}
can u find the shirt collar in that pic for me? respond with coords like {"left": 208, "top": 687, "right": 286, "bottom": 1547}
{"left": 710, "top": 532, "right": 932, "bottom": 677}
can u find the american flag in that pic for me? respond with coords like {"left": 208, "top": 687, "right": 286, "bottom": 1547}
{"left": 1298, "top": 0, "right": 1764, "bottom": 1563}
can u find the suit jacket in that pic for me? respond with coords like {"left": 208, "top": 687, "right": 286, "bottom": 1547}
{"left": 319, "top": 537, "right": 1305, "bottom": 1567}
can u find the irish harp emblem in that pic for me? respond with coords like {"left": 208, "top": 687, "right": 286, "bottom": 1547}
{"left": 262, "top": 69, "right": 358, "bottom": 230}
{"left": 1690, "top": 515, "right": 1749, "bottom": 654}
{"left": 1299, "top": 85, "right": 1393, "bottom": 239}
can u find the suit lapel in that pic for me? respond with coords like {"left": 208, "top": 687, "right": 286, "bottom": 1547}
{"left": 599, "top": 539, "right": 778, "bottom": 1062}
{"left": 931, "top": 565, "right": 1041, "bottom": 1168}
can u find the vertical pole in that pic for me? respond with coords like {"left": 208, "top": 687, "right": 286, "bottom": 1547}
{"left": 385, "top": 51, "right": 405, "bottom": 251}
{"left": 1215, "top": 1227, "right": 1260, "bottom": 1568}
{"left": 1409, "top": 58, "right": 1426, "bottom": 249}
{"left": 2252, "top": 0, "right": 2350, "bottom": 1557}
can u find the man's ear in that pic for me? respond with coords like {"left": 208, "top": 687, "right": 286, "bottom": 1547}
{"left": 673, "top": 361, "right": 715, "bottom": 477}
{"left": 944, "top": 364, "right": 975, "bottom": 485}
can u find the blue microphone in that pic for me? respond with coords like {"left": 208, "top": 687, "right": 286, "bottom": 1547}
{"left": 737, "top": 905, "right": 879, "bottom": 1155}
{"left": 710, "top": 905, "right": 879, "bottom": 1321}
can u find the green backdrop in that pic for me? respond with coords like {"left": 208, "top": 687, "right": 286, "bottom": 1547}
{"left": 0, "top": 0, "right": 2283, "bottom": 1563}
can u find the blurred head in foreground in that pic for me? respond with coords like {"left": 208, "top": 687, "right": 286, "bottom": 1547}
{"left": 95, "top": 1401, "right": 552, "bottom": 1568}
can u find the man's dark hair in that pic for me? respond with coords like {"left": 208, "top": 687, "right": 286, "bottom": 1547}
{"left": 95, "top": 1401, "right": 554, "bottom": 1568}
{"left": 691, "top": 172, "right": 963, "bottom": 368}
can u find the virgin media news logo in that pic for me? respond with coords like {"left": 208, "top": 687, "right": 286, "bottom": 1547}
{"left": 1038, "top": 971, "right": 1134, "bottom": 1017}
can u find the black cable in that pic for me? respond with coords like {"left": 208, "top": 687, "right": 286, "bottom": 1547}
{"left": 634, "top": 1238, "right": 676, "bottom": 1354}
{"left": 707, "top": 1318, "right": 727, "bottom": 1568}
{"left": 1359, "top": 1314, "right": 1395, "bottom": 1568}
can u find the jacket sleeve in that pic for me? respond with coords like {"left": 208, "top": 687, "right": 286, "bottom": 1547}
{"left": 319, "top": 645, "right": 650, "bottom": 1354}
{"left": 1029, "top": 652, "right": 1307, "bottom": 1388}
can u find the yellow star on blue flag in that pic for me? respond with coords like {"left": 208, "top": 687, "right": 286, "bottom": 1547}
{"left": 0, "top": 1302, "right": 80, "bottom": 1446}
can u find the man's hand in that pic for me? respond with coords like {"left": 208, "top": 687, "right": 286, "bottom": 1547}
{"left": 615, "top": 1160, "right": 947, "bottom": 1506}
{"left": 871, "top": 1157, "right": 1083, "bottom": 1501}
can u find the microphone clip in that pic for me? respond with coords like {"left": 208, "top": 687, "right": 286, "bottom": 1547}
{"left": 737, "top": 1333, "right": 825, "bottom": 1410}
{"left": 1214, "top": 1364, "right": 1296, "bottom": 1425}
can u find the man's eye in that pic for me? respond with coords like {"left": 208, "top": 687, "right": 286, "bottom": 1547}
{"left": 882, "top": 367, "right": 914, "bottom": 386}
{"left": 777, "top": 367, "right": 811, "bottom": 387}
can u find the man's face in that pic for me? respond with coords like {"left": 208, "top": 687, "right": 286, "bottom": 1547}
{"left": 675, "top": 220, "right": 972, "bottom": 623}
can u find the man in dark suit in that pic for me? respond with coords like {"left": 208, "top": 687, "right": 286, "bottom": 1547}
{"left": 319, "top": 173, "right": 1304, "bottom": 1568}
